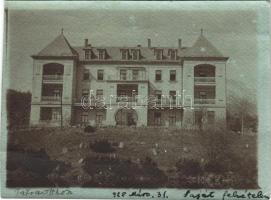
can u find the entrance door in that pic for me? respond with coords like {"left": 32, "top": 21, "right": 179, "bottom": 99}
{"left": 115, "top": 109, "right": 138, "bottom": 126}
{"left": 127, "top": 112, "right": 135, "bottom": 126}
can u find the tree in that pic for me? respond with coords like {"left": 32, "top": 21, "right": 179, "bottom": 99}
{"left": 227, "top": 95, "right": 257, "bottom": 134}
{"left": 6, "top": 89, "right": 31, "bottom": 129}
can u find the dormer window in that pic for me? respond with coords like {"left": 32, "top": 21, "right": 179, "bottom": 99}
{"left": 131, "top": 49, "right": 140, "bottom": 60}
{"left": 121, "top": 49, "right": 129, "bottom": 60}
{"left": 98, "top": 49, "right": 106, "bottom": 60}
{"left": 168, "top": 49, "right": 177, "bottom": 60}
{"left": 85, "top": 50, "right": 92, "bottom": 60}
{"left": 154, "top": 49, "right": 163, "bottom": 60}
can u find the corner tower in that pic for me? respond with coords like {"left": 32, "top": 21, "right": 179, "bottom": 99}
{"left": 182, "top": 30, "right": 229, "bottom": 129}
{"left": 30, "top": 31, "right": 77, "bottom": 126}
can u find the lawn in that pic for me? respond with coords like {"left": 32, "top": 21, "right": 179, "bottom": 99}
{"left": 6, "top": 127, "right": 257, "bottom": 188}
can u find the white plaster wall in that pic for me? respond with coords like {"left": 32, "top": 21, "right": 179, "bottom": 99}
{"left": 182, "top": 60, "right": 227, "bottom": 108}
{"left": 30, "top": 59, "right": 75, "bottom": 126}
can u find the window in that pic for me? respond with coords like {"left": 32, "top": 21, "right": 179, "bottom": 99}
{"left": 154, "top": 112, "right": 162, "bottom": 126}
{"left": 132, "top": 70, "right": 139, "bottom": 80}
{"left": 169, "top": 111, "right": 176, "bottom": 126}
{"left": 170, "top": 70, "right": 176, "bottom": 81}
{"left": 169, "top": 91, "right": 176, "bottom": 104}
{"left": 155, "top": 90, "right": 162, "bottom": 103}
{"left": 131, "top": 49, "right": 139, "bottom": 60}
{"left": 207, "top": 111, "right": 215, "bottom": 124}
{"left": 96, "top": 112, "right": 104, "bottom": 125}
{"left": 98, "top": 49, "right": 106, "bottom": 60}
{"left": 97, "top": 69, "right": 104, "bottom": 80}
{"left": 85, "top": 50, "right": 91, "bottom": 60}
{"left": 121, "top": 49, "right": 129, "bottom": 60}
{"left": 81, "top": 112, "right": 89, "bottom": 124}
{"left": 168, "top": 49, "right": 177, "bottom": 60}
{"left": 40, "top": 108, "right": 52, "bottom": 121}
{"left": 52, "top": 108, "right": 61, "bottom": 120}
{"left": 199, "top": 91, "right": 207, "bottom": 99}
{"left": 120, "top": 69, "right": 127, "bottom": 80}
{"left": 155, "top": 49, "right": 163, "bottom": 60}
{"left": 82, "top": 89, "right": 89, "bottom": 97}
{"left": 155, "top": 70, "right": 162, "bottom": 81}
{"left": 53, "top": 89, "right": 61, "bottom": 99}
{"left": 83, "top": 69, "right": 90, "bottom": 80}
{"left": 96, "top": 89, "right": 103, "bottom": 99}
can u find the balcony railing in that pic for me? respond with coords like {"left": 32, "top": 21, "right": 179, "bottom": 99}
{"left": 42, "top": 96, "right": 61, "bottom": 101}
{"left": 43, "top": 75, "right": 63, "bottom": 81}
{"left": 107, "top": 75, "right": 147, "bottom": 82}
{"left": 194, "top": 77, "right": 215, "bottom": 83}
{"left": 148, "top": 97, "right": 180, "bottom": 107}
{"left": 116, "top": 96, "right": 137, "bottom": 102}
{"left": 194, "top": 98, "right": 215, "bottom": 104}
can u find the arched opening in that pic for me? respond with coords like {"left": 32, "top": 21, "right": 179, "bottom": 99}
{"left": 115, "top": 108, "right": 138, "bottom": 126}
{"left": 194, "top": 64, "right": 216, "bottom": 104}
{"left": 43, "top": 63, "right": 64, "bottom": 76}
{"left": 194, "top": 64, "right": 215, "bottom": 77}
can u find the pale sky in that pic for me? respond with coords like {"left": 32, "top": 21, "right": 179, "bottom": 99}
{"left": 5, "top": 1, "right": 265, "bottom": 100}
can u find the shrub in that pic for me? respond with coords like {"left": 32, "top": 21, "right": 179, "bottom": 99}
{"left": 83, "top": 156, "right": 167, "bottom": 188}
{"left": 198, "top": 129, "right": 233, "bottom": 162}
{"left": 140, "top": 157, "right": 167, "bottom": 186}
{"left": 176, "top": 159, "right": 203, "bottom": 176}
{"left": 6, "top": 147, "right": 71, "bottom": 187}
{"left": 90, "top": 139, "right": 116, "bottom": 153}
{"left": 84, "top": 125, "right": 96, "bottom": 133}
{"left": 204, "top": 161, "right": 226, "bottom": 174}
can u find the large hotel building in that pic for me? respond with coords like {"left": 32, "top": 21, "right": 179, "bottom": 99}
{"left": 30, "top": 31, "right": 228, "bottom": 128}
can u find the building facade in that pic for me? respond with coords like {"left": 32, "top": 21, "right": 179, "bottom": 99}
{"left": 30, "top": 31, "right": 228, "bottom": 128}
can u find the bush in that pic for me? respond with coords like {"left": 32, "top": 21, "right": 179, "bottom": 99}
{"left": 199, "top": 129, "right": 233, "bottom": 162}
{"left": 6, "top": 147, "right": 71, "bottom": 187}
{"left": 140, "top": 157, "right": 167, "bottom": 186}
{"left": 204, "top": 161, "right": 226, "bottom": 174}
{"left": 90, "top": 139, "right": 116, "bottom": 153}
{"left": 176, "top": 159, "right": 203, "bottom": 176}
{"left": 84, "top": 125, "right": 96, "bottom": 133}
{"left": 83, "top": 156, "right": 167, "bottom": 188}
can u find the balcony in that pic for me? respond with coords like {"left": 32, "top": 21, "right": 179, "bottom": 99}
{"left": 41, "top": 96, "right": 61, "bottom": 101}
{"left": 107, "top": 69, "right": 148, "bottom": 83}
{"left": 194, "top": 98, "right": 215, "bottom": 104}
{"left": 194, "top": 77, "right": 215, "bottom": 85}
{"left": 148, "top": 97, "right": 181, "bottom": 108}
{"left": 42, "top": 75, "right": 63, "bottom": 83}
{"left": 116, "top": 96, "right": 137, "bottom": 102}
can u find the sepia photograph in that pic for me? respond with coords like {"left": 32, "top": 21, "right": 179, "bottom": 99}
{"left": 1, "top": 1, "right": 271, "bottom": 199}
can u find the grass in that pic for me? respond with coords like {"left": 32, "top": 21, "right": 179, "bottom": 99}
{"left": 9, "top": 127, "right": 256, "bottom": 169}
{"left": 7, "top": 127, "right": 257, "bottom": 188}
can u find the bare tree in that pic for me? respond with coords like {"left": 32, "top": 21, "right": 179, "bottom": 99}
{"left": 227, "top": 94, "right": 256, "bottom": 135}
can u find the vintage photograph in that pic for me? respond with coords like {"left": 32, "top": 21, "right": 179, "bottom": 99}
{"left": 2, "top": 1, "right": 268, "bottom": 195}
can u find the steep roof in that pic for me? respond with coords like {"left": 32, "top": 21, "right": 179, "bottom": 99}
{"left": 33, "top": 31, "right": 227, "bottom": 61}
{"left": 183, "top": 34, "right": 225, "bottom": 58}
{"left": 36, "top": 33, "right": 77, "bottom": 57}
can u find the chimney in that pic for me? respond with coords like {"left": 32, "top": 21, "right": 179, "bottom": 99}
{"left": 85, "top": 39, "right": 88, "bottom": 47}
{"left": 178, "top": 39, "right": 182, "bottom": 49}
{"left": 148, "top": 38, "right": 151, "bottom": 48}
